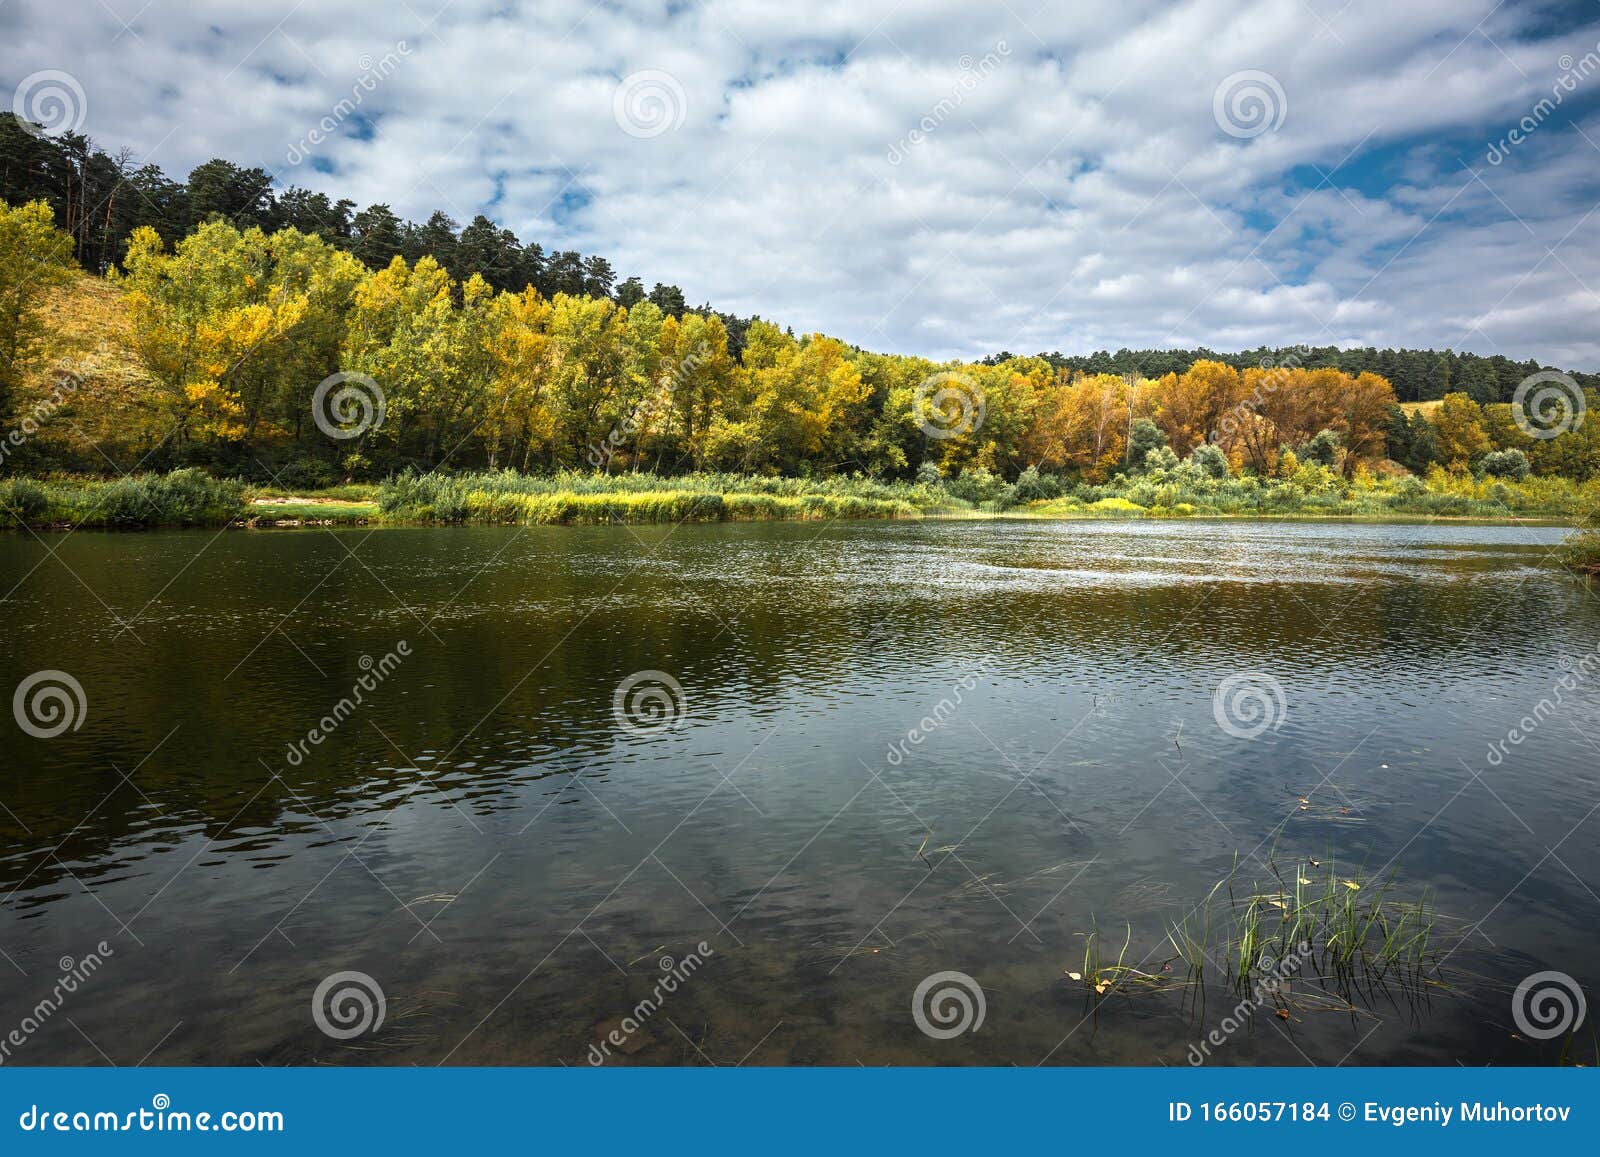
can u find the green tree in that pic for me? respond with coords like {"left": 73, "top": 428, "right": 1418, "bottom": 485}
{"left": 0, "top": 199, "right": 75, "bottom": 432}
{"left": 1432, "top": 392, "right": 1490, "bottom": 466}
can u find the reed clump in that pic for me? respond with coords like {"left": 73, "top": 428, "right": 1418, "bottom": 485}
{"left": 377, "top": 470, "right": 924, "bottom": 525}
{"left": 0, "top": 469, "right": 245, "bottom": 529}
{"left": 1070, "top": 855, "right": 1441, "bottom": 1007}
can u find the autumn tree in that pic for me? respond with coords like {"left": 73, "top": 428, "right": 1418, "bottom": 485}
{"left": 1432, "top": 392, "right": 1491, "bottom": 467}
{"left": 118, "top": 220, "right": 363, "bottom": 448}
{"left": 0, "top": 199, "right": 75, "bottom": 433}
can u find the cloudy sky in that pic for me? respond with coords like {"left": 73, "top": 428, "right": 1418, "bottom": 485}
{"left": 5, "top": 0, "right": 1600, "bottom": 367}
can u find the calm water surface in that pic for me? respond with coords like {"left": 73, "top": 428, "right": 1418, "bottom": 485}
{"left": 2, "top": 519, "right": 1597, "bottom": 1065}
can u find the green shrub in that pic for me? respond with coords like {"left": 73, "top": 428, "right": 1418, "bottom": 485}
{"left": 1187, "top": 443, "right": 1229, "bottom": 479}
{"left": 1480, "top": 449, "right": 1531, "bottom": 481}
{"left": 0, "top": 478, "right": 49, "bottom": 526}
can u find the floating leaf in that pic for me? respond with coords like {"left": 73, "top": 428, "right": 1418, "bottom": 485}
{"left": 1297, "top": 877, "right": 1312, "bottom": 885}
{"left": 1275, "top": 1008, "right": 1290, "bottom": 1020}
{"left": 1066, "top": 971, "right": 1082, "bottom": 981}
{"left": 1094, "top": 981, "right": 1111, "bottom": 994}
{"left": 1342, "top": 880, "right": 1360, "bottom": 891}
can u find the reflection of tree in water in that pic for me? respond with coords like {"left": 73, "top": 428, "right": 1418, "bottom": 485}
{"left": 0, "top": 527, "right": 1578, "bottom": 909}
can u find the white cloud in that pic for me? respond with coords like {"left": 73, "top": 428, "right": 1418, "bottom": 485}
{"left": 3, "top": 0, "right": 1599, "bottom": 367}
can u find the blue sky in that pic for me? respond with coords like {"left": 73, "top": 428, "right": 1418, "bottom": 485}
{"left": 4, "top": 0, "right": 1600, "bottom": 367}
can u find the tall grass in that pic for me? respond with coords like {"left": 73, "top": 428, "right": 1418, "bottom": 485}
{"left": 378, "top": 470, "right": 929, "bottom": 525}
{"left": 1557, "top": 530, "right": 1600, "bottom": 576}
{"left": 0, "top": 469, "right": 245, "bottom": 529}
{"left": 1040, "top": 462, "right": 1600, "bottom": 520}
{"left": 1071, "top": 855, "right": 1441, "bottom": 1011}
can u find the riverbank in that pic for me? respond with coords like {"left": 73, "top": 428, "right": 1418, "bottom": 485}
{"left": 1, "top": 467, "right": 1595, "bottom": 540}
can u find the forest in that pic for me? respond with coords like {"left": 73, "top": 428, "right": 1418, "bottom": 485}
{"left": 3, "top": 112, "right": 1599, "bottom": 527}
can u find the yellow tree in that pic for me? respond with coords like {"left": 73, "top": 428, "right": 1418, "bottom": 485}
{"left": 546, "top": 293, "right": 629, "bottom": 465}
{"left": 341, "top": 254, "right": 458, "bottom": 458}
{"left": 120, "top": 221, "right": 361, "bottom": 447}
{"left": 0, "top": 199, "right": 75, "bottom": 432}
{"left": 1156, "top": 359, "right": 1241, "bottom": 456}
{"left": 656, "top": 311, "right": 737, "bottom": 469}
{"left": 1433, "top": 391, "right": 1491, "bottom": 466}
{"left": 1340, "top": 371, "right": 1398, "bottom": 471}
{"left": 483, "top": 286, "right": 554, "bottom": 470}
{"left": 710, "top": 322, "right": 866, "bottom": 473}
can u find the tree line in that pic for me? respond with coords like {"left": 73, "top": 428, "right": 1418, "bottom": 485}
{"left": 0, "top": 113, "right": 745, "bottom": 346}
{"left": 3, "top": 119, "right": 1598, "bottom": 490}
{"left": 988, "top": 345, "right": 1600, "bottom": 408}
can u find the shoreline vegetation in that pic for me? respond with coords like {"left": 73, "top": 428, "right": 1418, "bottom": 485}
{"left": 1, "top": 464, "right": 1596, "bottom": 542}
{"left": 2, "top": 175, "right": 1599, "bottom": 574}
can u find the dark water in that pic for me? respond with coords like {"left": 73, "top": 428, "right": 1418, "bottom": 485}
{"left": 2, "top": 518, "right": 1597, "bottom": 1067}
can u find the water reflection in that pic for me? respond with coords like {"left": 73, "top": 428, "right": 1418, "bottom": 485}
{"left": 0, "top": 519, "right": 1595, "bottom": 1066}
